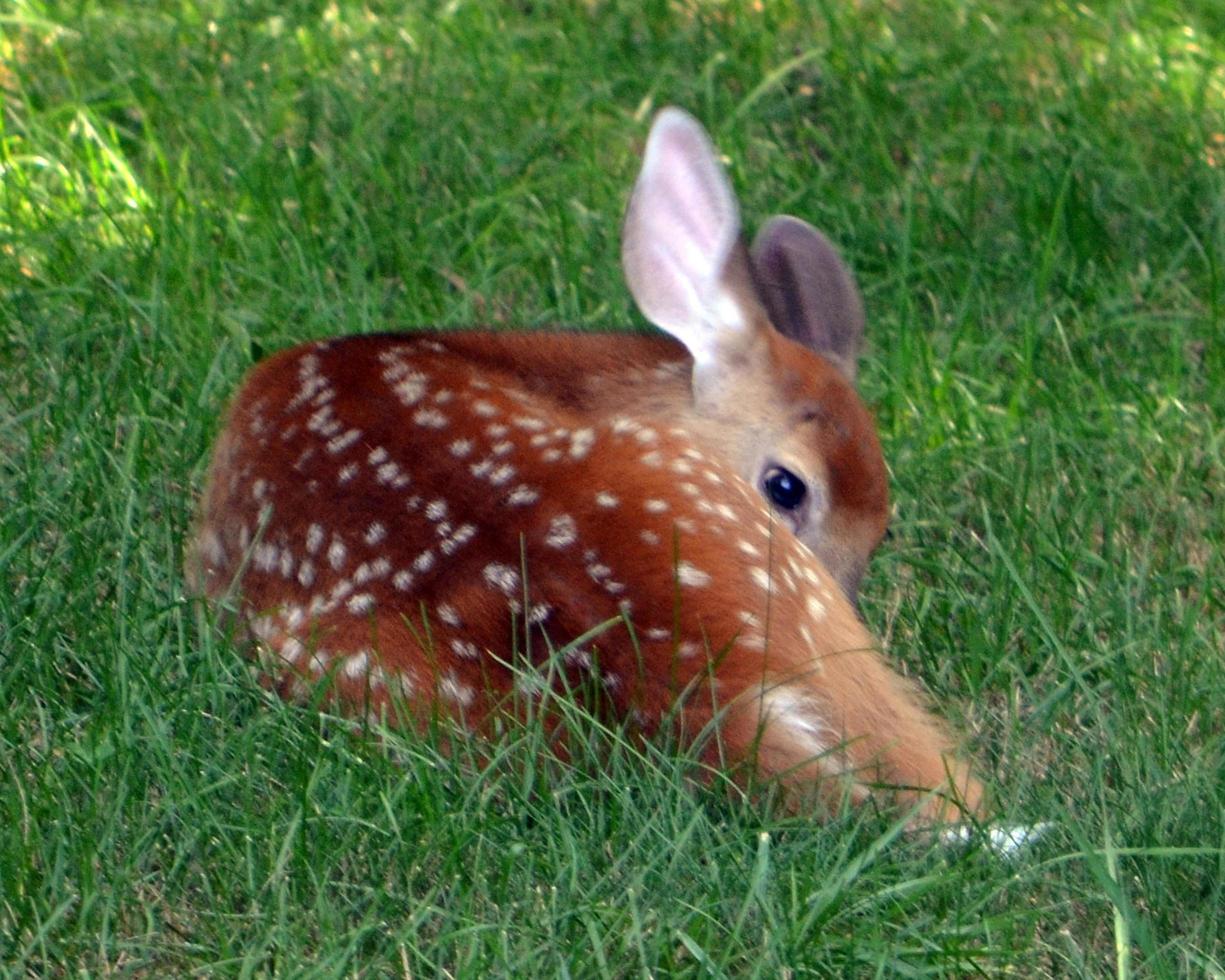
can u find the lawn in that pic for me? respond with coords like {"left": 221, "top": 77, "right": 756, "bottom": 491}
{"left": 2, "top": 0, "right": 1222, "bottom": 975}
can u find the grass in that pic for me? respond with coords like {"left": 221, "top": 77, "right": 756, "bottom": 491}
{"left": 2, "top": 0, "right": 1222, "bottom": 974}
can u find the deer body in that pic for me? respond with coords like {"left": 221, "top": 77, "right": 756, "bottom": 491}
{"left": 190, "top": 109, "right": 983, "bottom": 823}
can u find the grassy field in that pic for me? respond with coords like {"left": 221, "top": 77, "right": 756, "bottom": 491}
{"left": 2, "top": 0, "right": 1222, "bottom": 974}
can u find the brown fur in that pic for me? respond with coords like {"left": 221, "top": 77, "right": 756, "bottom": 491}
{"left": 188, "top": 107, "right": 983, "bottom": 826}
{"left": 189, "top": 329, "right": 982, "bottom": 824}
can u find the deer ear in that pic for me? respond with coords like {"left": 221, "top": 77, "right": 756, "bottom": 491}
{"left": 750, "top": 215, "right": 865, "bottom": 381}
{"left": 621, "top": 108, "right": 758, "bottom": 368}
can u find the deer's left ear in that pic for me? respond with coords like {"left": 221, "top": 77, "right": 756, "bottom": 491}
{"left": 750, "top": 215, "right": 865, "bottom": 382}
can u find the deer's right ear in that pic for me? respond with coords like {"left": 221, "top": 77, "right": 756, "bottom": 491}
{"left": 621, "top": 108, "right": 758, "bottom": 368}
{"left": 750, "top": 215, "right": 865, "bottom": 381}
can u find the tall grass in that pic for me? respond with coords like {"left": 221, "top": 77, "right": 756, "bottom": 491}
{"left": 2, "top": 0, "right": 1222, "bottom": 974}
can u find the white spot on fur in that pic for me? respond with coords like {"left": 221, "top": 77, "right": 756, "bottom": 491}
{"left": 440, "top": 523, "right": 477, "bottom": 555}
{"left": 806, "top": 595, "right": 827, "bottom": 621}
{"left": 364, "top": 522, "right": 387, "bottom": 545}
{"left": 544, "top": 514, "right": 577, "bottom": 548}
{"left": 413, "top": 551, "right": 436, "bottom": 574}
{"left": 413, "top": 408, "right": 449, "bottom": 428}
{"left": 253, "top": 542, "right": 278, "bottom": 573}
{"left": 483, "top": 562, "right": 520, "bottom": 595}
{"left": 342, "top": 649, "right": 370, "bottom": 679}
{"left": 586, "top": 562, "right": 612, "bottom": 582}
{"left": 450, "top": 638, "right": 480, "bottom": 660}
{"left": 353, "top": 558, "right": 391, "bottom": 584}
{"left": 449, "top": 438, "right": 473, "bottom": 458}
{"left": 297, "top": 560, "right": 316, "bottom": 588}
{"left": 565, "top": 648, "right": 592, "bottom": 670}
{"left": 640, "top": 530, "right": 661, "bottom": 546}
{"left": 392, "top": 569, "right": 414, "bottom": 591}
{"left": 595, "top": 491, "right": 619, "bottom": 508}
{"left": 337, "top": 463, "right": 359, "bottom": 484}
{"left": 306, "top": 404, "right": 335, "bottom": 434}
{"left": 425, "top": 499, "right": 448, "bottom": 522}
{"left": 471, "top": 399, "right": 499, "bottom": 418}
{"left": 281, "top": 637, "right": 306, "bottom": 666}
{"left": 374, "top": 462, "right": 401, "bottom": 485}
{"left": 439, "top": 672, "right": 474, "bottom": 707}
{"left": 368, "top": 446, "right": 389, "bottom": 465}
{"left": 347, "top": 593, "right": 375, "bottom": 615}
{"left": 292, "top": 446, "right": 316, "bottom": 472}
{"left": 437, "top": 604, "right": 461, "bottom": 627}
{"left": 750, "top": 567, "right": 772, "bottom": 590}
{"left": 569, "top": 428, "right": 596, "bottom": 460}
{"left": 327, "top": 537, "right": 347, "bottom": 570}
{"left": 488, "top": 463, "right": 515, "bottom": 486}
{"left": 506, "top": 484, "right": 539, "bottom": 507}
{"left": 644, "top": 498, "right": 669, "bottom": 513}
{"left": 380, "top": 358, "right": 409, "bottom": 381}
{"left": 326, "top": 428, "right": 362, "bottom": 455}
{"left": 676, "top": 562, "right": 710, "bottom": 588}
{"left": 527, "top": 602, "right": 552, "bottom": 625}
{"left": 393, "top": 372, "right": 429, "bottom": 406}
{"left": 798, "top": 623, "right": 816, "bottom": 652}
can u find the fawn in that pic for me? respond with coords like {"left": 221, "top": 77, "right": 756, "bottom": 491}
{"left": 188, "top": 108, "right": 983, "bottom": 825}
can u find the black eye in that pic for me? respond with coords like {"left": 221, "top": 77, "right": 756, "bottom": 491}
{"left": 763, "top": 467, "right": 807, "bottom": 511}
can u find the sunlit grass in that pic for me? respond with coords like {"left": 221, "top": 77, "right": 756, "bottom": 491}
{"left": 2, "top": 0, "right": 1222, "bottom": 974}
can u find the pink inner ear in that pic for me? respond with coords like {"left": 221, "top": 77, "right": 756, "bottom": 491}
{"left": 621, "top": 109, "right": 741, "bottom": 349}
{"left": 628, "top": 238, "right": 705, "bottom": 334}
{"left": 644, "top": 114, "right": 735, "bottom": 258}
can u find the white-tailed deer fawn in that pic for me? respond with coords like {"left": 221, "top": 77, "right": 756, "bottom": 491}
{"left": 189, "top": 108, "right": 983, "bottom": 824}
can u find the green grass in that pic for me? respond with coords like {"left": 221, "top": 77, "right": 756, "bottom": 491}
{"left": 2, "top": 0, "right": 1222, "bottom": 974}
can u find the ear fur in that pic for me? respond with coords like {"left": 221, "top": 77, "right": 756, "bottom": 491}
{"left": 750, "top": 215, "right": 865, "bottom": 380}
{"left": 621, "top": 108, "right": 754, "bottom": 368}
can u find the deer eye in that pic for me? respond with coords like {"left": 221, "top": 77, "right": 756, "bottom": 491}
{"left": 763, "top": 467, "right": 806, "bottom": 511}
